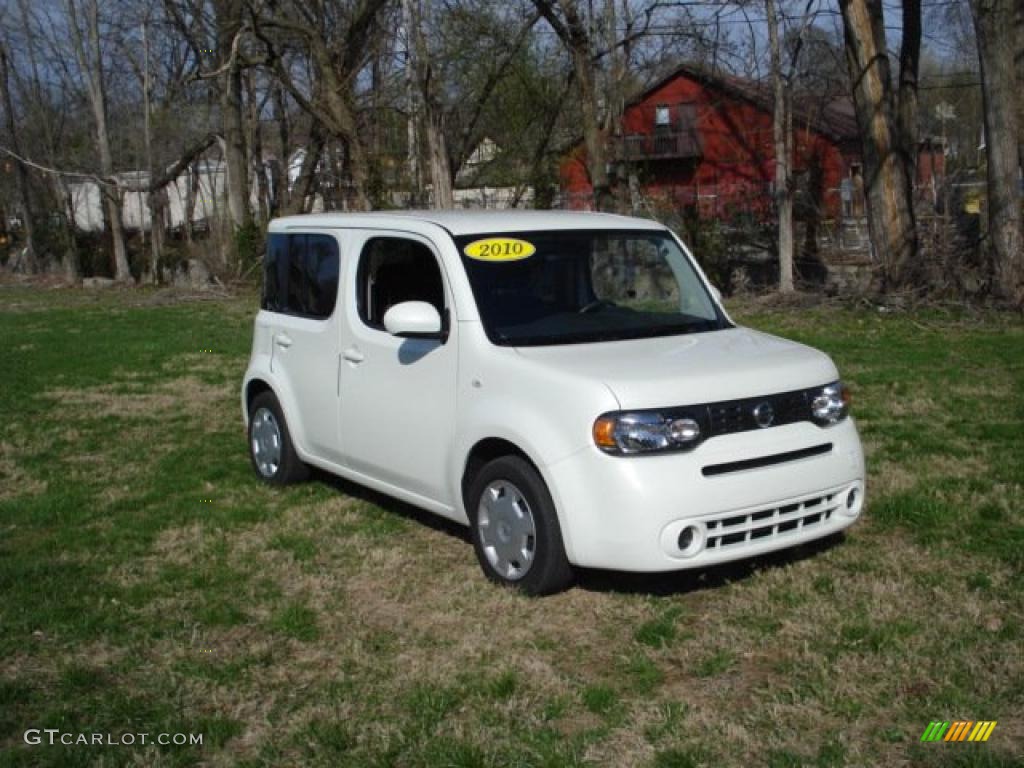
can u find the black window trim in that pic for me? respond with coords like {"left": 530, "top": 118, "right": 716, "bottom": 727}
{"left": 353, "top": 232, "right": 451, "bottom": 341}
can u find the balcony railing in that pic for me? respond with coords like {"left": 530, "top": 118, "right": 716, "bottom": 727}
{"left": 616, "top": 131, "right": 702, "bottom": 161}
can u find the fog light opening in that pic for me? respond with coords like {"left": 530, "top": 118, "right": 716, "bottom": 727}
{"left": 676, "top": 524, "right": 704, "bottom": 557}
{"left": 843, "top": 486, "right": 862, "bottom": 516}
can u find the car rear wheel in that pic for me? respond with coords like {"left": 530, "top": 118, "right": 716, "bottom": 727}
{"left": 248, "top": 391, "right": 309, "bottom": 485}
{"left": 468, "top": 456, "right": 574, "bottom": 595}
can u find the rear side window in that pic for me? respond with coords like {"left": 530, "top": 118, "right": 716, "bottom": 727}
{"left": 263, "top": 233, "right": 340, "bottom": 318}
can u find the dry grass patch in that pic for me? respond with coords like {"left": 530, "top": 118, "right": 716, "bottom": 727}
{"left": 870, "top": 461, "right": 917, "bottom": 497}
{"left": 44, "top": 375, "right": 229, "bottom": 422}
{"left": 0, "top": 439, "right": 47, "bottom": 500}
{"left": 630, "top": 527, "right": 1024, "bottom": 763}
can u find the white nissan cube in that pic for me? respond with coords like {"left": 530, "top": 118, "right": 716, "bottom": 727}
{"left": 242, "top": 211, "right": 865, "bottom": 594}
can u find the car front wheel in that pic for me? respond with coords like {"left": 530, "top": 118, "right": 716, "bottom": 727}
{"left": 468, "top": 456, "right": 574, "bottom": 595}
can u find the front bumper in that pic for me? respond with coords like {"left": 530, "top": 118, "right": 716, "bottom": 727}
{"left": 544, "top": 418, "right": 865, "bottom": 572}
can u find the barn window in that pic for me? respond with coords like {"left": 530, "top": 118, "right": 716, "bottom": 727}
{"left": 654, "top": 105, "right": 671, "bottom": 127}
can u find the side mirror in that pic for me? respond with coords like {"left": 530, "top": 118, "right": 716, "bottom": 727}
{"left": 709, "top": 284, "right": 722, "bottom": 303}
{"left": 383, "top": 301, "right": 444, "bottom": 340}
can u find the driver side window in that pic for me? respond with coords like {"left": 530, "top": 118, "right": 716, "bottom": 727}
{"left": 356, "top": 237, "right": 446, "bottom": 330}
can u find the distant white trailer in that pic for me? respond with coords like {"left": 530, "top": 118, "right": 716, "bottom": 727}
{"left": 67, "top": 161, "right": 237, "bottom": 233}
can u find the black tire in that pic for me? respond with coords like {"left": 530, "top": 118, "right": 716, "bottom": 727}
{"left": 468, "top": 455, "right": 574, "bottom": 595}
{"left": 248, "top": 391, "right": 309, "bottom": 486}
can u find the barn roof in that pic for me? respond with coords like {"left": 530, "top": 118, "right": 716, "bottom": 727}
{"left": 630, "top": 63, "right": 860, "bottom": 145}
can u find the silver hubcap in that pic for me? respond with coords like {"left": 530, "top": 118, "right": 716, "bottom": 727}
{"left": 251, "top": 407, "right": 282, "bottom": 478}
{"left": 477, "top": 480, "right": 537, "bottom": 580}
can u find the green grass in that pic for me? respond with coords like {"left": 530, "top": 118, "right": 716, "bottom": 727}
{"left": 1, "top": 285, "right": 1022, "bottom": 765}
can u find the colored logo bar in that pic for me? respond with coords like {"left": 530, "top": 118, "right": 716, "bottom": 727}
{"left": 920, "top": 721, "right": 997, "bottom": 742}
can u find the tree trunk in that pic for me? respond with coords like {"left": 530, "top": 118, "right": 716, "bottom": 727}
{"left": 572, "top": 41, "right": 612, "bottom": 211}
{"left": 766, "top": 0, "right": 794, "bottom": 292}
{"left": 424, "top": 110, "right": 453, "bottom": 208}
{"left": 409, "top": 0, "right": 453, "bottom": 209}
{"left": 52, "top": 177, "right": 81, "bottom": 281}
{"left": 972, "top": 0, "right": 1024, "bottom": 304}
{"left": 838, "top": 0, "right": 918, "bottom": 291}
{"left": 0, "top": 43, "right": 37, "bottom": 273}
{"left": 142, "top": 21, "right": 163, "bottom": 283}
{"left": 320, "top": 81, "right": 372, "bottom": 211}
{"left": 221, "top": 64, "right": 250, "bottom": 232}
{"left": 534, "top": 0, "right": 613, "bottom": 211}
{"left": 287, "top": 124, "right": 325, "bottom": 215}
{"left": 184, "top": 161, "right": 198, "bottom": 244}
{"left": 1017, "top": 0, "right": 1023, "bottom": 176}
{"left": 215, "top": 0, "right": 251, "bottom": 252}
{"left": 246, "top": 71, "right": 269, "bottom": 223}
{"left": 897, "top": 0, "right": 922, "bottom": 187}
{"left": 402, "top": 0, "right": 422, "bottom": 205}
{"left": 272, "top": 84, "right": 290, "bottom": 215}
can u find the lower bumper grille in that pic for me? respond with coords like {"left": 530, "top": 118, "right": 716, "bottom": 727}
{"left": 705, "top": 493, "right": 839, "bottom": 551}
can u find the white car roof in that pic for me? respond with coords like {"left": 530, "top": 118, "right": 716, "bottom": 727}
{"left": 267, "top": 210, "right": 669, "bottom": 236}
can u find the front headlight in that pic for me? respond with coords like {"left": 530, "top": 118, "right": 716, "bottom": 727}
{"left": 809, "top": 381, "right": 850, "bottom": 425}
{"left": 593, "top": 411, "right": 703, "bottom": 455}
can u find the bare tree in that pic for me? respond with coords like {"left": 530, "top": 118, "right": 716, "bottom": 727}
{"left": 533, "top": 0, "right": 615, "bottom": 211}
{"left": 406, "top": 0, "right": 453, "bottom": 208}
{"left": 403, "top": 0, "right": 543, "bottom": 209}
{"left": 0, "top": 39, "right": 37, "bottom": 273}
{"left": 165, "top": 0, "right": 255, "bottom": 263}
{"left": 897, "top": 0, "right": 921, "bottom": 182}
{"left": 401, "top": 0, "right": 422, "bottom": 205}
{"left": 838, "top": 0, "right": 918, "bottom": 291}
{"left": 251, "top": 0, "right": 391, "bottom": 211}
{"left": 14, "top": 0, "right": 81, "bottom": 280}
{"left": 214, "top": 0, "right": 252, "bottom": 236}
{"left": 971, "top": 0, "right": 1023, "bottom": 304}
{"left": 765, "top": 0, "right": 823, "bottom": 293}
{"left": 765, "top": 0, "right": 794, "bottom": 292}
{"left": 1018, "top": 0, "right": 1023, "bottom": 176}
{"left": 65, "top": 0, "right": 132, "bottom": 282}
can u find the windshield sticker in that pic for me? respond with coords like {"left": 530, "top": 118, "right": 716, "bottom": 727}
{"left": 463, "top": 238, "right": 536, "bottom": 262}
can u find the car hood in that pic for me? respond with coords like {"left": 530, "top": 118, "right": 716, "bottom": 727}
{"left": 513, "top": 327, "right": 838, "bottom": 409}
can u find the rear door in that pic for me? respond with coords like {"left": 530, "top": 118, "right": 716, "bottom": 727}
{"left": 264, "top": 229, "right": 345, "bottom": 463}
{"left": 337, "top": 231, "right": 457, "bottom": 505}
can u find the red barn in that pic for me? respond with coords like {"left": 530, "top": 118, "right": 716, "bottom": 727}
{"left": 560, "top": 64, "right": 943, "bottom": 222}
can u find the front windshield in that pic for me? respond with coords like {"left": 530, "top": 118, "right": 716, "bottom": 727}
{"left": 455, "top": 229, "right": 729, "bottom": 346}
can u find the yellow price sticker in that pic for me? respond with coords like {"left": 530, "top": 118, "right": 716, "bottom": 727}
{"left": 463, "top": 238, "right": 536, "bottom": 262}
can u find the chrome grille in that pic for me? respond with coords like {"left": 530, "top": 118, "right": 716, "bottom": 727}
{"left": 705, "top": 493, "right": 838, "bottom": 551}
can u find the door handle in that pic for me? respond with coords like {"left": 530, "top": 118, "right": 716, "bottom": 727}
{"left": 274, "top": 333, "right": 293, "bottom": 348}
{"left": 342, "top": 347, "right": 365, "bottom": 364}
